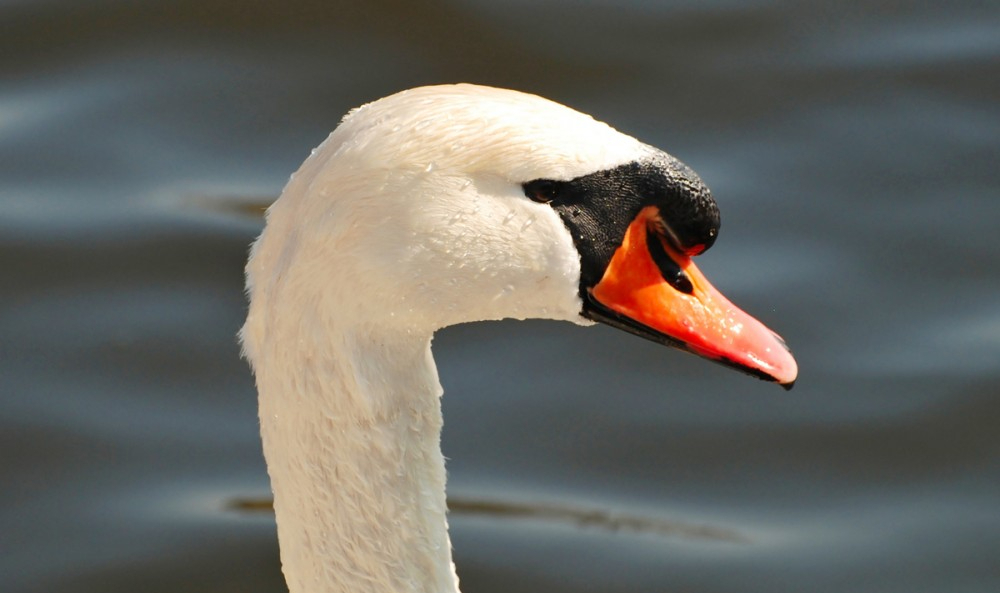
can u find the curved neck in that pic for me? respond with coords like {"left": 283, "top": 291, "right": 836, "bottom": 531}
{"left": 256, "top": 323, "right": 459, "bottom": 593}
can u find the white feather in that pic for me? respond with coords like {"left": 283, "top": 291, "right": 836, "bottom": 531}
{"left": 241, "top": 84, "right": 653, "bottom": 593}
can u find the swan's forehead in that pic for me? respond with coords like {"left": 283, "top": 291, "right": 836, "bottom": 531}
{"left": 337, "top": 85, "right": 652, "bottom": 181}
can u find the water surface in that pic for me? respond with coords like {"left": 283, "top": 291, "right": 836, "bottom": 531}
{"left": 2, "top": 1, "right": 998, "bottom": 592}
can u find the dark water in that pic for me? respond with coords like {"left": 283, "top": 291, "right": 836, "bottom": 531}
{"left": 3, "top": 1, "right": 998, "bottom": 592}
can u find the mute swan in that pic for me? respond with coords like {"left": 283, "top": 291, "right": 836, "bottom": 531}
{"left": 240, "top": 84, "right": 797, "bottom": 593}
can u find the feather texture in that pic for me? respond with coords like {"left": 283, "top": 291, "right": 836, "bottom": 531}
{"left": 241, "top": 84, "right": 656, "bottom": 593}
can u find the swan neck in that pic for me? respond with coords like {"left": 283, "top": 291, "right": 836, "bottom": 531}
{"left": 257, "top": 325, "right": 459, "bottom": 593}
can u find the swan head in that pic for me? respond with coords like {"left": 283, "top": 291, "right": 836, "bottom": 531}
{"left": 244, "top": 84, "right": 796, "bottom": 386}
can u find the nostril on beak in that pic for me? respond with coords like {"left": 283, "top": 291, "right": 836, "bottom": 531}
{"left": 645, "top": 228, "right": 694, "bottom": 294}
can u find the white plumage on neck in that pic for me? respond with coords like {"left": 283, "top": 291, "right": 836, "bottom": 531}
{"left": 256, "top": 324, "right": 454, "bottom": 593}
{"left": 241, "top": 84, "right": 653, "bottom": 593}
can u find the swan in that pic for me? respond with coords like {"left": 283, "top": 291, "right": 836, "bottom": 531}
{"left": 240, "top": 84, "right": 797, "bottom": 593}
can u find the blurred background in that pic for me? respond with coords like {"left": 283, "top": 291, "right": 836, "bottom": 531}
{"left": 2, "top": 1, "right": 998, "bottom": 592}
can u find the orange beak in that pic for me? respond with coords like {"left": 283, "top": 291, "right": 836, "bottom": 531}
{"left": 587, "top": 207, "right": 798, "bottom": 388}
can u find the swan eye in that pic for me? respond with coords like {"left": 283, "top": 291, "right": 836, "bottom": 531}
{"left": 523, "top": 180, "right": 559, "bottom": 204}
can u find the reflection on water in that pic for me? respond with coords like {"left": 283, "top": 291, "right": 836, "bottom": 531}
{"left": 2, "top": 1, "right": 999, "bottom": 592}
{"left": 183, "top": 194, "right": 271, "bottom": 219}
{"left": 228, "top": 495, "right": 749, "bottom": 543}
